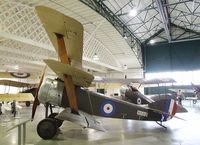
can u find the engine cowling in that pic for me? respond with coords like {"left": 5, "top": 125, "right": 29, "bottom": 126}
{"left": 38, "top": 78, "right": 64, "bottom": 106}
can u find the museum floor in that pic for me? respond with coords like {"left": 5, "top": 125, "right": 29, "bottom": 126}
{"left": 0, "top": 101, "right": 200, "bottom": 145}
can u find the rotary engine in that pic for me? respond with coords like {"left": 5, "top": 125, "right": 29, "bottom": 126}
{"left": 38, "top": 78, "right": 64, "bottom": 106}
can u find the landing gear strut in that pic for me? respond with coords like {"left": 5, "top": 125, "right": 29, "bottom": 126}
{"left": 48, "top": 113, "right": 63, "bottom": 128}
{"left": 11, "top": 101, "right": 16, "bottom": 117}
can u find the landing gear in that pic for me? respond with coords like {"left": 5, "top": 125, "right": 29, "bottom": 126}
{"left": 11, "top": 101, "right": 16, "bottom": 117}
{"left": 48, "top": 113, "right": 63, "bottom": 128}
{"left": 25, "top": 101, "right": 31, "bottom": 107}
{"left": 37, "top": 103, "right": 64, "bottom": 139}
{"left": 37, "top": 118, "right": 57, "bottom": 140}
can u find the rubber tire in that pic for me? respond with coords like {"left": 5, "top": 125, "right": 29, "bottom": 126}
{"left": 48, "top": 113, "right": 63, "bottom": 128}
{"left": 37, "top": 118, "right": 57, "bottom": 140}
{"left": 25, "top": 101, "right": 31, "bottom": 107}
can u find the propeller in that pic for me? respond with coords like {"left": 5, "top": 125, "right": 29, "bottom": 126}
{"left": 31, "top": 65, "right": 47, "bottom": 120}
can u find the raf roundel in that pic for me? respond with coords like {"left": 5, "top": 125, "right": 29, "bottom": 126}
{"left": 100, "top": 100, "right": 116, "bottom": 116}
{"left": 10, "top": 72, "right": 31, "bottom": 78}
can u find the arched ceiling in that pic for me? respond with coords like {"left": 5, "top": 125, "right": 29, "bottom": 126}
{"left": 1, "top": 0, "right": 199, "bottom": 80}
{"left": 0, "top": 0, "right": 142, "bottom": 79}
{"left": 82, "top": 0, "right": 200, "bottom": 44}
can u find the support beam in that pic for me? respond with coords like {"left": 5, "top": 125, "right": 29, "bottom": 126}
{"left": 144, "top": 28, "right": 164, "bottom": 44}
{"left": 117, "top": 0, "right": 192, "bottom": 16}
{"left": 79, "top": 0, "right": 143, "bottom": 66}
{"left": 0, "top": 31, "right": 119, "bottom": 72}
{"left": 171, "top": 23, "right": 200, "bottom": 36}
{"left": 155, "top": 0, "right": 171, "bottom": 42}
{"left": 171, "top": 37, "right": 200, "bottom": 43}
{"left": 83, "top": 65, "right": 107, "bottom": 73}
{"left": 83, "top": 57, "right": 122, "bottom": 72}
{"left": 0, "top": 32, "right": 54, "bottom": 51}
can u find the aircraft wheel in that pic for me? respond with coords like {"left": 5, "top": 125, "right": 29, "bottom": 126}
{"left": 25, "top": 101, "right": 31, "bottom": 107}
{"left": 37, "top": 118, "right": 57, "bottom": 140}
{"left": 48, "top": 113, "right": 63, "bottom": 128}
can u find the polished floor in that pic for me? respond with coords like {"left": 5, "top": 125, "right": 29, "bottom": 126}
{"left": 0, "top": 101, "right": 200, "bottom": 145}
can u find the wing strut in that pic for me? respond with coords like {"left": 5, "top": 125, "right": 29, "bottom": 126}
{"left": 55, "top": 33, "right": 79, "bottom": 114}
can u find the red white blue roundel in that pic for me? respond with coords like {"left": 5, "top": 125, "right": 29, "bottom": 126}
{"left": 100, "top": 100, "right": 116, "bottom": 116}
{"left": 10, "top": 72, "right": 30, "bottom": 78}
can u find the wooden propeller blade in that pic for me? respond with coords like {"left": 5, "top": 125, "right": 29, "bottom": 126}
{"left": 31, "top": 65, "right": 47, "bottom": 120}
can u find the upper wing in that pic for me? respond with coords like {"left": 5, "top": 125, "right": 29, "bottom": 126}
{"left": 35, "top": 6, "right": 83, "bottom": 69}
{"left": 0, "top": 93, "right": 34, "bottom": 102}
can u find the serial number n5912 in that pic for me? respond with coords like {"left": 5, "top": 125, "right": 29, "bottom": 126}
{"left": 137, "top": 110, "right": 148, "bottom": 117}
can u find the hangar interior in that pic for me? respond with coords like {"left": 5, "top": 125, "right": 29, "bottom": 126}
{"left": 0, "top": 0, "right": 200, "bottom": 145}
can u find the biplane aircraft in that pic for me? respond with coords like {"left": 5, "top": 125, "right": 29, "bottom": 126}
{"left": 0, "top": 80, "right": 35, "bottom": 116}
{"left": 32, "top": 6, "right": 184, "bottom": 140}
{"left": 121, "top": 85, "right": 187, "bottom": 113}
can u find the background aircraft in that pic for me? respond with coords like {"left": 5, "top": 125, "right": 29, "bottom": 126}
{"left": 169, "top": 85, "right": 200, "bottom": 104}
{"left": 191, "top": 83, "right": 200, "bottom": 97}
{"left": 0, "top": 72, "right": 37, "bottom": 79}
{"left": 0, "top": 80, "right": 35, "bottom": 116}
{"left": 0, "top": 79, "right": 36, "bottom": 116}
{"left": 32, "top": 6, "right": 184, "bottom": 140}
{"left": 121, "top": 85, "right": 187, "bottom": 113}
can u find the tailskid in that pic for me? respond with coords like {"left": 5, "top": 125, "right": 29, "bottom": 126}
{"left": 156, "top": 121, "right": 167, "bottom": 129}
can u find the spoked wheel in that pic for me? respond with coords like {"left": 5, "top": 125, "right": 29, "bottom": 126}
{"left": 37, "top": 118, "right": 57, "bottom": 139}
{"left": 48, "top": 113, "right": 63, "bottom": 128}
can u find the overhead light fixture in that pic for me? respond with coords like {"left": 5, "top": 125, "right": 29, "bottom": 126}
{"left": 129, "top": 8, "right": 137, "bottom": 17}
{"left": 93, "top": 53, "right": 99, "bottom": 61}
{"left": 150, "top": 39, "right": 155, "bottom": 44}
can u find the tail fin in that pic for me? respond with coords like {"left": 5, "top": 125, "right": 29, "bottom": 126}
{"left": 148, "top": 99, "right": 177, "bottom": 121}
